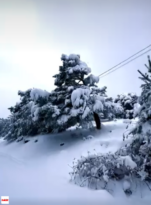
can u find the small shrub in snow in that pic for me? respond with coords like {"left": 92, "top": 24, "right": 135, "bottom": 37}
{"left": 70, "top": 151, "right": 138, "bottom": 190}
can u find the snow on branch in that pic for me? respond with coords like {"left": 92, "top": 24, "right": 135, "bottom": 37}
{"left": 30, "top": 88, "right": 50, "bottom": 101}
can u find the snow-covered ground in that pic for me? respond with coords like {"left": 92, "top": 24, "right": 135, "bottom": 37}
{"left": 0, "top": 120, "right": 150, "bottom": 205}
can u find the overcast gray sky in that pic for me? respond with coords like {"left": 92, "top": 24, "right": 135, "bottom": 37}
{"left": 0, "top": 0, "right": 151, "bottom": 118}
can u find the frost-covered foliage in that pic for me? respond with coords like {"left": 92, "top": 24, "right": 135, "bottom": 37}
{"left": 71, "top": 56, "right": 151, "bottom": 193}
{"left": 114, "top": 93, "right": 139, "bottom": 119}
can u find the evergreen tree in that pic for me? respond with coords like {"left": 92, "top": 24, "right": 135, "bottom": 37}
{"left": 127, "top": 55, "right": 151, "bottom": 179}
{"left": 51, "top": 54, "right": 109, "bottom": 130}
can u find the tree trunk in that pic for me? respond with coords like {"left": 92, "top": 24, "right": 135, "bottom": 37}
{"left": 93, "top": 112, "right": 101, "bottom": 129}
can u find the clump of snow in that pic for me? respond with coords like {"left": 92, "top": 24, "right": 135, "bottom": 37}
{"left": 82, "top": 107, "right": 90, "bottom": 119}
{"left": 124, "top": 99, "right": 131, "bottom": 105}
{"left": 65, "top": 99, "right": 71, "bottom": 105}
{"left": 123, "top": 180, "right": 131, "bottom": 191}
{"left": 89, "top": 74, "right": 99, "bottom": 84}
{"left": 61, "top": 54, "right": 69, "bottom": 60}
{"left": 114, "top": 102, "right": 124, "bottom": 112}
{"left": 57, "top": 115, "right": 70, "bottom": 125}
{"left": 68, "top": 54, "right": 80, "bottom": 61}
{"left": 61, "top": 54, "right": 91, "bottom": 75}
{"left": 70, "top": 108, "right": 81, "bottom": 117}
{"left": 84, "top": 74, "right": 99, "bottom": 86}
{"left": 133, "top": 103, "right": 141, "bottom": 117}
{"left": 138, "top": 170, "right": 148, "bottom": 180}
{"left": 30, "top": 88, "right": 49, "bottom": 101}
{"left": 93, "top": 100, "right": 103, "bottom": 112}
{"left": 29, "top": 101, "right": 40, "bottom": 121}
{"left": 117, "top": 156, "right": 137, "bottom": 169}
{"left": 71, "top": 88, "right": 90, "bottom": 108}
{"left": 67, "top": 86, "right": 74, "bottom": 92}
{"left": 68, "top": 64, "right": 91, "bottom": 75}
{"left": 79, "top": 61, "right": 91, "bottom": 74}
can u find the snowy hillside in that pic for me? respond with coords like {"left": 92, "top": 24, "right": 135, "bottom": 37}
{"left": 0, "top": 120, "right": 151, "bottom": 205}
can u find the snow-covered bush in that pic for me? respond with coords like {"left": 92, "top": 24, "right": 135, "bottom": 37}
{"left": 114, "top": 93, "right": 139, "bottom": 119}
{"left": 70, "top": 151, "right": 137, "bottom": 193}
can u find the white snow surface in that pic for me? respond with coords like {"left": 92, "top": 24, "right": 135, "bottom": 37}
{"left": 0, "top": 120, "right": 151, "bottom": 205}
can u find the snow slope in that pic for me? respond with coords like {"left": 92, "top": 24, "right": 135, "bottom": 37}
{"left": 0, "top": 120, "right": 150, "bottom": 205}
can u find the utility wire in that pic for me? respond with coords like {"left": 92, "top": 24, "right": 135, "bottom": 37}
{"left": 99, "top": 48, "right": 151, "bottom": 79}
{"left": 98, "top": 44, "right": 151, "bottom": 77}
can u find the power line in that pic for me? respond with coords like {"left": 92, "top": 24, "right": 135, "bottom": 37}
{"left": 98, "top": 44, "right": 151, "bottom": 77}
{"left": 99, "top": 48, "right": 151, "bottom": 79}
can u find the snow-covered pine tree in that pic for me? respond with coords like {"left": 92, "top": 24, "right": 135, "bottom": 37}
{"left": 5, "top": 89, "right": 39, "bottom": 140}
{"left": 126, "top": 55, "right": 151, "bottom": 179}
{"left": 51, "top": 54, "right": 108, "bottom": 130}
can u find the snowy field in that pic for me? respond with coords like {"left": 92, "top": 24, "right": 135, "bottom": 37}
{"left": 0, "top": 120, "right": 151, "bottom": 205}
